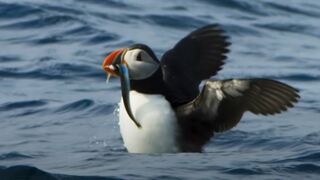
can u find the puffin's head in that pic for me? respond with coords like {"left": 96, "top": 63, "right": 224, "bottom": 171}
{"left": 103, "top": 44, "right": 159, "bottom": 80}
{"left": 102, "top": 44, "right": 159, "bottom": 128}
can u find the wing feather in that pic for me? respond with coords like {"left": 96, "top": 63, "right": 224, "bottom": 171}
{"left": 174, "top": 79, "right": 299, "bottom": 151}
{"left": 161, "top": 24, "right": 230, "bottom": 106}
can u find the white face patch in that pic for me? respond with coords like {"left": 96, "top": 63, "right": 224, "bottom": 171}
{"left": 124, "top": 49, "right": 159, "bottom": 80}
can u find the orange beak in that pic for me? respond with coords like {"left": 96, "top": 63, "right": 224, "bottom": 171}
{"left": 102, "top": 48, "right": 126, "bottom": 76}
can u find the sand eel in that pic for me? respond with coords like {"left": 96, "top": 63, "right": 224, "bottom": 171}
{"left": 102, "top": 24, "right": 299, "bottom": 153}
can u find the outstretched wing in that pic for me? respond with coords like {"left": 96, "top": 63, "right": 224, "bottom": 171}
{"left": 175, "top": 79, "right": 299, "bottom": 151}
{"left": 161, "top": 24, "right": 230, "bottom": 106}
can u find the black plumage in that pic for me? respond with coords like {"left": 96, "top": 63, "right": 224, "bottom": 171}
{"left": 175, "top": 79, "right": 299, "bottom": 151}
{"left": 128, "top": 24, "right": 299, "bottom": 152}
{"left": 161, "top": 24, "right": 230, "bottom": 106}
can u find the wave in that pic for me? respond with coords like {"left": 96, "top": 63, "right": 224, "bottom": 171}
{"left": 254, "top": 23, "right": 320, "bottom": 38}
{"left": 275, "top": 151, "right": 320, "bottom": 163}
{"left": 223, "top": 24, "right": 261, "bottom": 37}
{"left": 41, "top": 4, "right": 84, "bottom": 15}
{"left": 87, "top": 104, "right": 116, "bottom": 115}
{"left": 54, "top": 99, "right": 94, "bottom": 113}
{"left": 0, "top": 56, "right": 21, "bottom": 63}
{"left": 78, "top": 0, "right": 134, "bottom": 9}
{"left": 1, "top": 15, "right": 78, "bottom": 29}
{"left": 0, "top": 62, "right": 104, "bottom": 80}
{"left": 0, "top": 165, "right": 123, "bottom": 180}
{"left": 0, "top": 152, "right": 33, "bottom": 161}
{"left": 265, "top": 2, "right": 320, "bottom": 18}
{"left": 142, "top": 14, "right": 207, "bottom": 29}
{"left": 200, "top": 0, "right": 269, "bottom": 16}
{"left": 0, "top": 2, "right": 43, "bottom": 19}
{"left": 281, "top": 163, "right": 320, "bottom": 174}
{"left": 264, "top": 73, "right": 320, "bottom": 82}
{"left": 119, "top": 13, "right": 209, "bottom": 29}
{"left": 223, "top": 167, "right": 264, "bottom": 175}
{"left": 0, "top": 100, "right": 47, "bottom": 111}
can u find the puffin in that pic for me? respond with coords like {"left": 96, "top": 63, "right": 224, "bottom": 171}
{"left": 101, "top": 24, "right": 299, "bottom": 153}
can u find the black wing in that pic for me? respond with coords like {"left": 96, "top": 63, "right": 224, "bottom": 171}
{"left": 175, "top": 79, "right": 299, "bottom": 152}
{"left": 161, "top": 24, "right": 230, "bottom": 106}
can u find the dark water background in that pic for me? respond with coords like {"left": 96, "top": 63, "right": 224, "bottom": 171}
{"left": 0, "top": 0, "right": 320, "bottom": 179}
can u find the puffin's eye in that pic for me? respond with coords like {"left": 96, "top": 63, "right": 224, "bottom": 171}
{"left": 136, "top": 52, "right": 143, "bottom": 61}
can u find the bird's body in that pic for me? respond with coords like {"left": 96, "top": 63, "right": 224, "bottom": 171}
{"left": 102, "top": 24, "right": 300, "bottom": 153}
{"left": 119, "top": 91, "right": 178, "bottom": 153}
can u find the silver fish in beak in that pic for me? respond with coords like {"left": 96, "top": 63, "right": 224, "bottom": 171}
{"left": 102, "top": 48, "right": 142, "bottom": 128}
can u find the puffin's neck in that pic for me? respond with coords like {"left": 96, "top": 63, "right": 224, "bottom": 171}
{"left": 130, "top": 67, "right": 194, "bottom": 108}
{"left": 130, "top": 68, "right": 165, "bottom": 95}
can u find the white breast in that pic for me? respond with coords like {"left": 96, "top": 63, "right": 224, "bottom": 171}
{"left": 118, "top": 91, "right": 179, "bottom": 153}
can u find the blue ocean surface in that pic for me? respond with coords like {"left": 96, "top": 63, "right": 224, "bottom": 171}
{"left": 0, "top": 0, "right": 320, "bottom": 179}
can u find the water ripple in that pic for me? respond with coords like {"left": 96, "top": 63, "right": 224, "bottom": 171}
{"left": 11, "top": 109, "right": 48, "bottom": 118}
{"left": 0, "top": 2, "right": 43, "bottom": 19}
{"left": 129, "top": 14, "right": 207, "bottom": 29}
{"left": 265, "top": 2, "right": 320, "bottom": 18}
{"left": 284, "top": 164, "right": 320, "bottom": 174}
{"left": 41, "top": 4, "right": 84, "bottom": 15}
{"left": 0, "top": 152, "right": 33, "bottom": 161}
{"left": 55, "top": 99, "right": 94, "bottom": 113}
{"left": 32, "top": 35, "right": 69, "bottom": 45}
{"left": 1, "top": 15, "right": 79, "bottom": 29}
{"left": 0, "top": 56, "right": 21, "bottom": 63}
{"left": 289, "top": 152, "right": 320, "bottom": 162}
{"left": 0, "top": 100, "right": 47, "bottom": 111}
{"left": 0, "top": 165, "right": 124, "bottom": 180}
{"left": 84, "top": 34, "right": 120, "bottom": 45}
{"left": 303, "top": 132, "right": 320, "bottom": 145}
{"left": 200, "top": 0, "right": 269, "bottom": 16}
{"left": 78, "top": 0, "right": 135, "bottom": 9}
{"left": 63, "top": 26, "right": 97, "bottom": 36}
{"left": 224, "top": 24, "right": 261, "bottom": 36}
{"left": 88, "top": 104, "right": 115, "bottom": 115}
{"left": 0, "top": 62, "right": 103, "bottom": 80}
{"left": 254, "top": 23, "right": 320, "bottom": 38}
{"left": 223, "top": 167, "right": 264, "bottom": 175}
{"left": 265, "top": 73, "right": 320, "bottom": 82}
